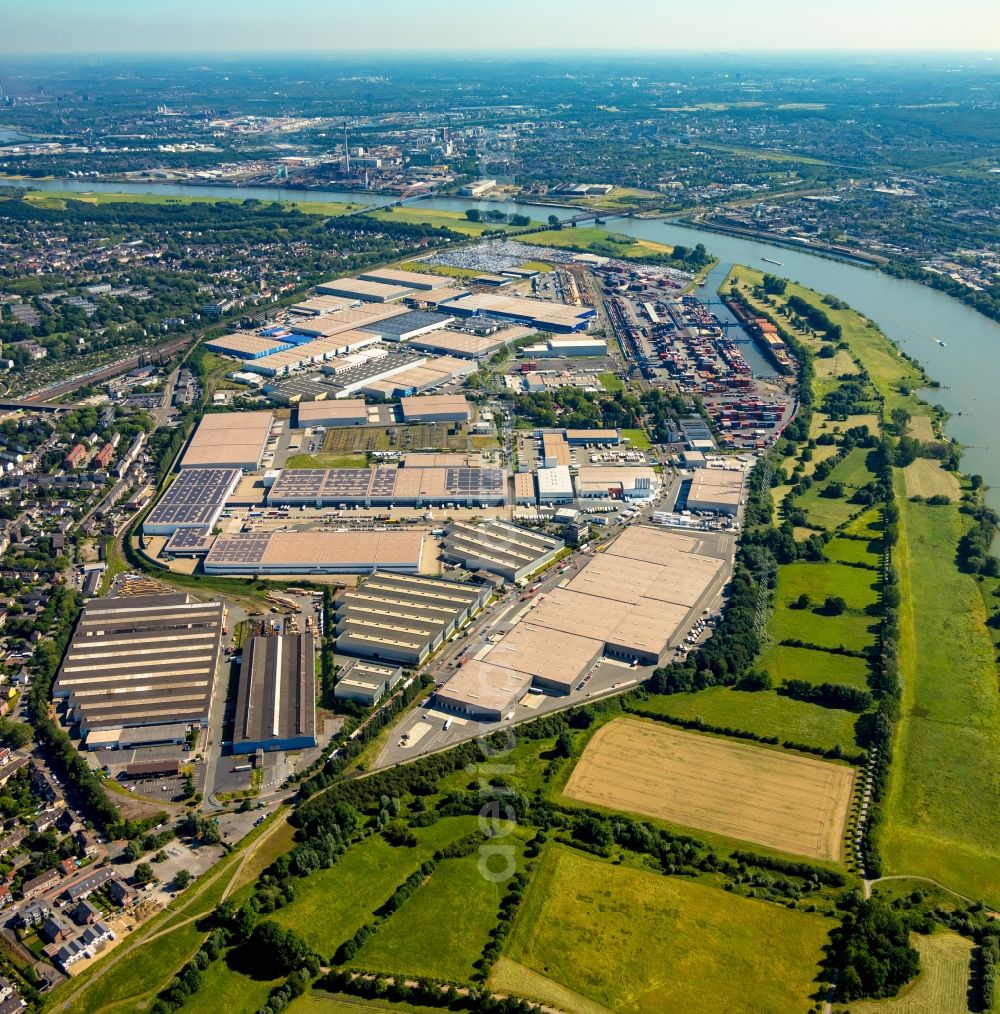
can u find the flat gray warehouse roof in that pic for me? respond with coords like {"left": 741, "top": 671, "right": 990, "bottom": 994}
{"left": 233, "top": 634, "right": 316, "bottom": 754}
{"left": 143, "top": 467, "right": 241, "bottom": 535}
{"left": 54, "top": 593, "right": 223, "bottom": 742}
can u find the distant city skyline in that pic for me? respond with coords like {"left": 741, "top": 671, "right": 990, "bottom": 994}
{"left": 4, "top": 0, "right": 1000, "bottom": 55}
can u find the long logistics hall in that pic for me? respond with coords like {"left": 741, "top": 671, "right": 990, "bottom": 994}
{"left": 232, "top": 634, "right": 316, "bottom": 754}
{"left": 53, "top": 593, "right": 224, "bottom": 748}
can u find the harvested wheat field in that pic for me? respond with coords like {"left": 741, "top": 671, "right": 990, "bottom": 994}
{"left": 903, "top": 458, "right": 960, "bottom": 500}
{"left": 563, "top": 718, "right": 854, "bottom": 861}
{"left": 907, "top": 415, "right": 936, "bottom": 442}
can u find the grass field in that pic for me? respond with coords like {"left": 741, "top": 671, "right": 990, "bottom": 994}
{"left": 638, "top": 686, "right": 862, "bottom": 754}
{"left": 849, "top": 933, "right": 974, "bottom": 1014}
{"left": 520, "top": 227, "right": 675, "bottom": 259}
{"left": 599, "top": 371, "right": 625, "bottom": 393}
{"left": 370, "top": 205, "right": 536, "bottom": 236}
{"left": 496, "top": 845, "right": 831, "bottom": 1013}
{"left": 178, "top": 959, "right": 283, "bottom": 1014}
{"left": 903, "top": 458, "right": 961, "bottom": 500}
{"left": 272, "top": 817, "right": 480, "bottom": 959}
{"left": 20, "top": 189, "right": 363, "bottom": 216}
{"left": 563, "top": 718, "right": 854, "bottom": 860}
{"left": 883, "top": 496, "right": 1000, "bottom": 905}
{"left": 290, "top": 993, "right": 444, "bottom": 1013}
{"left": 621, "top": 427, "right": 651, "bottom": 449}
{"left": 824, "top": 536, "right": 882, "bottom": 566}
{"left": 759, "top": 643, "right": 871, "bottom": 690}
{"left": 843, "top": 507, "right": 885, "bottom": 539}
{"left": 285, "top": 452, "right": 367, "bottom": 469}
{"left": 769, "top": 562, "right": 878, "bottom": 652}
{"left": 354, "top": 838, "right": 527, "bottom": 982}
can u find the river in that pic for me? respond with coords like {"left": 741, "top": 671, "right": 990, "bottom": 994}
{"left": 4, "top": 176, "right": 999, "bottom": 502}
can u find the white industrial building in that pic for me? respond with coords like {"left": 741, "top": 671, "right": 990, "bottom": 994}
{"left": 536, "top": 465, "right": 575, "bottom": 504}
{"left": 521, "top": 337, "right": 608, "bottom": 358}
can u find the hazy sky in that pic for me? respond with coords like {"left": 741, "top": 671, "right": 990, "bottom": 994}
{"left": 4, "top": 0, "right": 1000, "bottom": 54}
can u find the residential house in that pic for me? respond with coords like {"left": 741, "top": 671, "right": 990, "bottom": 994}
{"left": 21, "top": 868, "right": 61, "bottom": 900}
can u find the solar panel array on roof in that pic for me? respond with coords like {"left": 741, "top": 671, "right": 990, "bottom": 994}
{"left": 143, "top": 468, "right": 241, "bottom": 535}
{"left": 266, "top": 465, "right": 508, "bottom": 507}
{"left": 163, "top": 526, "right": 217, "bottom": 556}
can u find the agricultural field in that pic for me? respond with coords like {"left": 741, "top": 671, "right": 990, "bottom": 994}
{"left": 354, "top": 836, "right": 529, "bottom": 982}
{"left": 637, "top": 686, "right": 862, "bottom": 755}
{"left": 496, "top": 845, "right": 831, "bottom": 1014}
{"left": 273, "top": 817, "right": 481, "bottom": 958}
{"left": 849, "top": 933, "right": 974, "bottom": 1014}
{"left": 768, "top": 562, "right": 878, "bottom": 651}
{"left": 562, "top": 718, "right": 854, "bottom": 860}
{"left": 758, "top": 643, "right": 871, "bottom": 690}
{"left": 883, "top": 497, "right": 1000, "bottom": 905}
{"left": 520, "top": 227, "right": 675, "bottom": 259}
{"left": 907, "top": 415, "right": 937, "bottom": 441}
{"left": 903, "top": 458, "right": 961, "bottom": 500}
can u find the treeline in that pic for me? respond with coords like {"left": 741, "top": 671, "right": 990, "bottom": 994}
{"left": 957, "top": 501, "right": 1000, "bottom": 577}
{"left": 779, "top": 680, "right": 873, "bottom": 713}
{"left": 787, "top": 294, "right": 843, "bottom": 341}
{"left": 317, "top": 970, "right": 544, "bottom": 1014}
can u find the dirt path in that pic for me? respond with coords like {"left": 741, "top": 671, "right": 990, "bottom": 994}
{"left": 56, "top": 814, "right": 290, "bottom": 1013}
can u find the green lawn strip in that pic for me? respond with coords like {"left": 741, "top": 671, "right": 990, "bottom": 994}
{"left": 636, "top": 687, "right": 861, "bottom": 754}
{"left": 499, "top": 844, "right": 831, "bottom": 1014}
{"left": 758, "top": 644, "right": 871, "bottom": 690}
{"left": 271, "top": 817, "right": 480, "bottom": 960}
{"left": 20, "top": 190, "right": 362, "bottom": 216}
{"left": 795, "top": 485, "right": 867, "bottom": 531}
{"left": 843, "top": 507, "right": 885, "bottom": 539}
{"left": 285, "top": 453, "right": 368, "bottom": 469}
{"left": 598, "top": 372, "right": 624, "bottom": 393}
{"left": 291, "top": 992, "right": 444, "bottom": 1013}
{"left": 369, "top": 206, "right": 532, "bottom": 236}
{"left": 882, "top": 493, "right": 1000, "bottom": 906}
{"left": 353, "top": 832, "right": 530, "bottom": 983}
{"left": 824, "top": 536, "right": 882, "bottom": 566}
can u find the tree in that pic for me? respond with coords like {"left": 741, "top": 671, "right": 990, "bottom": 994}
{"left": 547, "top": 214, "right": 562, "bottom": 230}
{"left": 833, "top": 898, "right": 920, "bottom": 1001}
{"left": 823, "top": 596, "right": 848, "bottom": 616}
{"left": 243, "top": 920, "right": 315, "bottom": 979}
{"left": 124, "top": 839, "right": 144, "bottom": 862}
{"left": 464, "top": 208, "right": 481, "bottom": 222}
{"left": 554, "top": 730, "right": 574, "bottom": 758}
{"left": 173, "top": 869, "right": 192, "bottom": 890}
{"left": 134, "top": 862, "right": 155, "bottom": 885}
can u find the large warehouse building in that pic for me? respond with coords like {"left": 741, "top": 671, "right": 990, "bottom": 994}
{"left": 53, "top": 593, "right": 223, "bottom": 748}
{"left": 686, "top": 467, "right": 745, "bottom": 515}
{"left": 316, "top": 277, "right": 413, "bottom": 303}
{"left": 266, "top": 464, "right": 508, "bottom": 508}
{"left": 434, "top": 526, "right": 727, "bottom": 719}
{"left": 180, "top": 411, "right": 274, "bottom": 470}
{"left": 203, "top": 530, "right": 424, "bottom": 575}
{"left": 295, "top": 398, "right": 369, "bottom": 428}
{"left": 360, "top": 309, "right": 454, "bottom": 342}
{"left": 334, "top": 659, "right": 403, "bottom": 706}
{"left": 204, "top": 334, "right": 293, "bottom": 360}
{"left": 400, "top": 394, "right": 471, "bottom": 423}
{"left": 446, "top": 293, "right": 597, "bottom": 333}
{"left": 336, "top": 573, "right": 489, "bottom": 666}
{"left": 442, "top": 520, "right": 564, "bottom": 583}
{"left": 142, "top": 467, "right": 241, "bottom": 536}
{"left": 358, "top": 267, "right": 449, "bottom": 291}
{"left": 575, "top": 465, "right": 659, "bottom": 501}
{"left": 233, "top": 634, "right": 316, "bottom": 754}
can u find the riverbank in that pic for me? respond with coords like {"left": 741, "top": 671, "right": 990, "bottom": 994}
{"left": 731, "top": 264, "right": 1000, "bottom": 906}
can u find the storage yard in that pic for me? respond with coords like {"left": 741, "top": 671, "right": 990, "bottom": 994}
{"left": 564, "top": 718, "right": 855, "bottom": 861}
